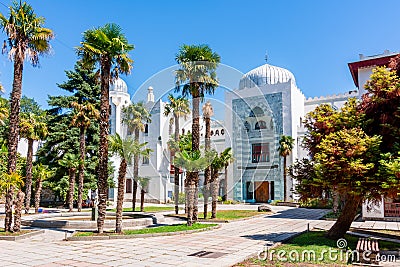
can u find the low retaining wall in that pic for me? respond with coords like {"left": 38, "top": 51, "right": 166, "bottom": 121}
{"left": 21, "top": 212, "right": 160, "bottom": 230}
{"left": 0, "top": 230, "right": 45, "bottom": 241}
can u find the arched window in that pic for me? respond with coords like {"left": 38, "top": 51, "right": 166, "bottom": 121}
{"left": 144, "top": 124, "right": 149, "bottom": 136}
{"left": 215, "top": 130, "right": 219, "bottom": 136}
{"left": 255, "top": 120, "right": 267, "bottom": 130}
{"left": 244, "top": 121, "right": 250, "bottom": 132}
{"left": 221, "top": 129, "right": 225, "bottom": 135}
{"left": 249, "top": 107, "right": 264, "bottom": 117}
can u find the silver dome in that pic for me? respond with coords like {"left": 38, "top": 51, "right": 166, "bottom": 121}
{"left": 239, "top": 64, "right": 296, "bottom": 89}
{"left": 110, "top": 77, "right": 128, "bottom": 93}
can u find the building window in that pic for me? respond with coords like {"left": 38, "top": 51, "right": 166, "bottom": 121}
{"left": 244, "top": 121, "right": 250, "bottom": 132}
{"left": 144, "top": 124, "right": 148, "bottom": 136}
{"left": 252, "top": 143, "right": 270, "bottom": 163}
{"left": 126, "top": 179, "right": 132, "bottom": 193}
{"left": 142, "top": 156, "right": 149, "bottom": 165}
{"left": 255, "top": 120, "right": 267, "bottom": 130}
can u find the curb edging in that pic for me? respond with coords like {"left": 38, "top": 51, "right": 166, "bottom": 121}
{"left": 0, "top": 229, "right": 45, "bottom": 241}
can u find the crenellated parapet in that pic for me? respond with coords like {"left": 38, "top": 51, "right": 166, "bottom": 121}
{"left": 305, "top": 90, "right": 359, "bottom": 102}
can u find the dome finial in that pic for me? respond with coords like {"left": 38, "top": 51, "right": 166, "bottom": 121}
{"left": 264, "top": 50, "right": 268, "bottom": 63}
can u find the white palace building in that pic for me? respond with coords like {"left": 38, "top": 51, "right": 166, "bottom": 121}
{"left": 107, "top": 50, "right": 400, "bottom": 215}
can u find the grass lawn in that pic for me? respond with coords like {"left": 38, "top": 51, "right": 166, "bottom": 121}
{"left": 74, "top": 223, "right": 217, "bottom": 237}
{"left": 234, "top": 231, "right": 400, "bottom": 266}
{"left": 107, "top": 206, "right": 176, "bottom": 213}
{"left": 169, "top": 210, "right": 270, "bottom": 221}
{"left": 0, "top": 228, "right": 32, "bottom": 236}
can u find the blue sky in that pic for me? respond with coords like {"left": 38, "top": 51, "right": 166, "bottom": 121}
{"left": 0, "top": 0, "right": 400, "bottom": 111}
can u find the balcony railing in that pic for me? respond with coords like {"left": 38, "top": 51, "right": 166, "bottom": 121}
{"left": 384, "top": 202, "right": 400, "bottom": 217}
{"left": 252, "top": 153, "right": 269, "bottom": 163}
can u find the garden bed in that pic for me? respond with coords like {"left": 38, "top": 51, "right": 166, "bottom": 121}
{"left": 67, "top": 223, "right": 219, "bottom": 241}
{"left": 106, "top": 206, "right": 177, "bottom": 213}
{"left": 234, "top": 230, "right": 400, "bottom": 266}
{"left": 166, "top": 210, "right": 271, "bottom": 222}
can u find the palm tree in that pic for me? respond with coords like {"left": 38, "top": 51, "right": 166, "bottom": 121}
{"left": 137, "top": 177, "right": 150, "bottom": 212}
{"left": 210, "top": 148, "right": 233, "bottom": 219}
{"left": 122, "top": 102, "right": 151, "bottom": 211}
{"left": 164, "top": 94, "right": 190, "bottom": 214}
{"left": 77, "top": 23, "right": 133, "bottom": 233}
{"left": 109, "top": 134, "right": 151, "bottom": 233}
{"left": 222, "top": 150, "right": 233, "bottom": 202}
{"left": 59, "top": 153, "right": 80, "bottom": 212}
{"left": 0, "top": 1, "right": 53, "bottom": 229}
{"left": 71, "top": 101, "right": 100, "bottom": 212}
{"left": 202, "top": 101, "right": 213, "bottom": 219}
{"left": 174, "top": 144, "right": 216, "bottom": 225}
{"left": 175, "top": 44, "right": 220, "bottom": 225}
{"left": 0, "top": 97, "right": 8, "bottom": 126}
{"left": 32, "top": 163, "right": 54, "bottom": 213}
{"left": 278, "top": 135, "right": 295, "bottom": 202}
{"left": 0, "top": 171, "right": 24, "bottom": 232}
{"left": 19, "top": 112, "right": 47, "bottom": 213}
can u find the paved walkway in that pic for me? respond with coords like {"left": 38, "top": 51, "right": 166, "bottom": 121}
{"left": 0, "top": 206, "right": 327, "bottom": 267}
{"left": 1, "top": 206, "right": 399, "bottom": 266}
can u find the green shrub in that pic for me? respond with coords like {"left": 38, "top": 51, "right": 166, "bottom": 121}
{"left": 178, "top": 192, "right": 186, "bottom": 204}
{"left": 299, "top": 198, "right": 332, "bottom": 209}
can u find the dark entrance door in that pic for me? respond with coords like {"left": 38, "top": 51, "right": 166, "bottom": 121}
{"left": 255, "top": 181, "right": 269, "bottom": 203}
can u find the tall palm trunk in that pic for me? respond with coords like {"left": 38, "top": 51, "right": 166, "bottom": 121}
{"left": 211, "top": 168, "right": 219, "bottom": 219}
{"left": 140, "top": 189, "right": 145, "bottom": 212}
{"left": 132, "top": 129, "right": 139, "bottom": 211}
{"left": 283, "top": 156, "right": 287, "bottom": 202}
{"left": 34, "top": 177, "right": 42, "bottom": 213}
{"left": 77, "top": 127, "right": 85, "bottom": 212}
{"left": 5, "top": 55, "right": 24, "bottom": 231}
{"left": 223, "top": 165, "right": 228, "bottom": 201}
{"left": 68, "top": 168, "right": 76, "bottom": 212}
{"left": 203, "top": 167, "right": 211, "bottom": 219}
{"left": 326, "top": 194, "right": 362, "bottom": 239}
{"left": 13, "top": 189, "right": 25, "bottom": 232}
{"left": 174, "top": 114, "right": 180, "bottom": 215}
{"left": 97, "top": 58, "right": 111, "bottom": 234}
{"left": 115, "top": 159, "right": 127, "bottom": 233}
{"left": 203, "top": 116, "right": 211, "bottom": 219}
{"left": 184, "top": 177, "right": 188, "bottom": 214}
{"left": 5, "top": 188, "right": 13, "bottom": 232}
{"left": 186, "top": 172, "right": 196, "bottom": 226}
{"left": 24, "top": 138, "right": 34, "bottom": 213}
{"left": 190, "top": 94, "right": 200, "bottom": 223}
